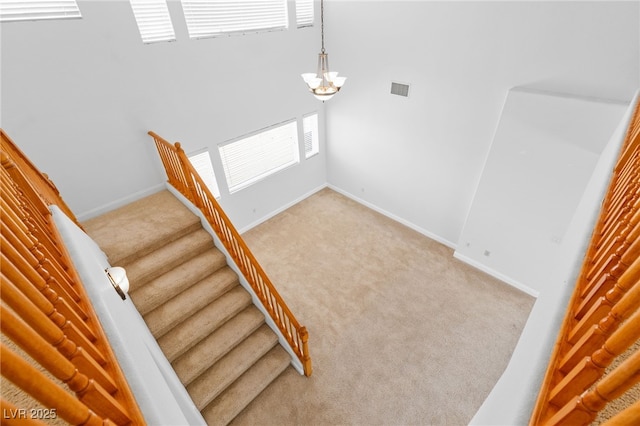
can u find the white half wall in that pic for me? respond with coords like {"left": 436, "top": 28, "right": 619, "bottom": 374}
{"left": 470, "top": 89, "right": 639, "bottom": 426}
{"left": 455, "top": 88, "right": 628, "bottom": 296}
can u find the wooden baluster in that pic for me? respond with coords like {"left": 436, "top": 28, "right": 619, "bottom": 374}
{"left": 559, "top": 259, "right": 640, "bottom": 373}
{"left": 0, "top": 344, "right": 109, "bottom": 426}
{"left": 570, "top": 256, "right": 640, "bottom": 344}
{"left": 1, "top": 215, "right": 85, "bottom": 312}
{"left": 549, "top": 308, "right": 640, "bottom": 406}
{"left": 0, "top": 177, "right": 65, "bottom": 267}
{"left": 0, "top": 240, "right": 97, "bottom": 345}
{"left": 1, "top": 299, "right": 117, "bottom": 394}
{"left": 576, "top": 236, "right": 640, "bottom": 322}
{"left": 0, "top": 306, "right": 131, "bottom": 425}
{"left": 604, "top": 166, "right": 639, "bottom": 220}
{"left": 586, "top": 209, "right": 640, "bottom": 284}
{"left": 0, "top": 399, "right": 48, "bottom": 426}
{"left": 600, "top": 188, "right": 640, "bottom": 246}
{"left": 1, "top": 132, "right": 80, "bottom": 227}
{"left": 600, "top": 399, "right": 640, "bottom": 426}
{"left": 1, "top": 258, "right": 106, "bottom": 366}
{"left": 545, "top": 346, "right": 640, "bottom": 426}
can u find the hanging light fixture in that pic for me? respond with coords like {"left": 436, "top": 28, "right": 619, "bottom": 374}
{"left": 301, "top": 0, "right": 346, "bottom": 101}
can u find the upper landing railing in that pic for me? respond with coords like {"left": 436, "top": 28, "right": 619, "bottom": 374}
{"left": 0, "top": 129, "right": 145, "bottom": 425}
{"left": 148, "top": 131, "right": 312, "bottom": 377}
{"left": 530, "top": 97, "right": 640, "bottom": 425}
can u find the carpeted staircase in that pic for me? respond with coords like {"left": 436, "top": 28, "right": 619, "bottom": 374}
{"left": 83, "top": 190, "right": 291, "bottom": 425}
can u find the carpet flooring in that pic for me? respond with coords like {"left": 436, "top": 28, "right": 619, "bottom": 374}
{"left": 232, "top": 188, "right": 536, "bottom": 425}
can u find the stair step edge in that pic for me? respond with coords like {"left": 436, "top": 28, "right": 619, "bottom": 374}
{"left": 187, "top": 324, "right": 280, "bottom": 410}
{"left": 173, "top": 306, "right": 266, "bottom": 386}
{"left": 114, "top": 220, "right": 203, "bottom": 267}
{"left": 200, "top": 345, "right": 291, "bottom": 426}
{"left": 158, "top": 286, "right": 253, "bottom": 362}
{"left": 124, "top": 228, "right": 219, "bottom": 287}
{"left": 146, "top": 267, "right": 240, "bottom": 339}
{"left": 130, "top": 249, "right": 226, "bottom": 315}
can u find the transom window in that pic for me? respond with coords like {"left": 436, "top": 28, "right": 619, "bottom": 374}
{"left": 129, "top": 0, "right": 175, "bottom": 43}
{"left": 219, "top": 120, "right": 299, "bottom": 193}
{"left": 303, "top": 113, "right": 319, "bottom": 158}
{"left": 0, "top": 0, "right": 81, "bottom": 22}
{"left": 295, "top": 0, "right": 313, "bottom": 28}
{"left": 181, "top": 0, "right": 288, "bottom": 39}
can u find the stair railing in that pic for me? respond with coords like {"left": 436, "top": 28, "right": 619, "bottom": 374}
{"left": 1, "top": 130, "right": 145, "bottom": 425}
{"left": 529, "top": 97, "right": 640, "bottom": 425}
{"left": 148, "top": 131, "right": 312, "bottom": 377}
{"left": 1, "top": 130, "right": 81, "bottom": 228}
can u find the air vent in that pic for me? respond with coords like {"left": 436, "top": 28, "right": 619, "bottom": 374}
{"left": 390, "top": 82, "right": 410, "bottom": 97}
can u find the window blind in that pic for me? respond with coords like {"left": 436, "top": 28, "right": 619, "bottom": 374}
{"left": 0, "top": 0, "right": 81, "bottom": 22}
{"left": 130, "top": 0, "right": 175, "bottom": 43}
{"left": 188, "top": 150, "right": 221, "bottom": 199}
{"left": 295, "top": 0, "right": 313, "bottom": 28}
{"left": 303, "top": 113, "right": 319, "bottom": 158}
{"left": 219, "top": 121, "right": 299, "bottom": 193}
{"left": 181, "top": 0, "right": 288, "bottom": 39}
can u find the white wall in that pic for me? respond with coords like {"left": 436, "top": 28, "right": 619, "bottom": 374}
{"left": 1, "top": 1, "right": 637, "bottom": 235}
{"left": 455, "top": 88, "right": 627, "bottom": 296}
{"left": 470, "top": 89, "right": 639, "bottom": 426}
{"left": 325, "top": 0, "right": 639, "bottom": 246}
{"left": 0, "top": 0, "right": 327, "bottom": 229}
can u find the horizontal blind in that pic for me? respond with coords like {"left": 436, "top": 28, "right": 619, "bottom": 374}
{"left": 0, "top": 0, "right": 81, "bottom": 22}
{"left": 295, "top": 0, "right": 313, "bottom": 28}
{"left": 188, "top": 150, "right": 221, "bottom": 198}
{"left": 181, "top": 0, "right": 288, "bottom": 39}
{"left": 219, "top": 121, "right": 299, "bottom": 193}
{"left": 130, "top": 0, "right": 175, "bottom": 43}
{"left": 303, "top": 113, "right": 319, "bottom": 158}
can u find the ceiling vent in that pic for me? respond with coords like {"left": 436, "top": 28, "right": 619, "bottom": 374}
{"left": 390, "top": 82, "right": 410, "bottom": 97}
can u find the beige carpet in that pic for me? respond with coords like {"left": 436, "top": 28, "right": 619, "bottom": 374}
{"left": 233, "top": 188, "right": 535, "bottom": 426}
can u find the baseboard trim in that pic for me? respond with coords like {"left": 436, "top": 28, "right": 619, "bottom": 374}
{"left": 76, "top": 183, "right": 166, "bottom": 222}
{"left": 453, "top": 251, "right": 540, "bottom": 297}
{"left": 237, "top": 183, "right": 329, "bottom": 234}
{"left": 326, "top": 184, "right": 457, "bottom": 249}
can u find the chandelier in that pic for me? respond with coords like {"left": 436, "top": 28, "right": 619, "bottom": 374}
{"left": 301, "top": 0, "right": 346, "bottom": 101}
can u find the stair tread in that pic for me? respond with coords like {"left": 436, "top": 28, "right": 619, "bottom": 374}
{"left": 124, "top": 228, "right": 218, "bottom": 288}
{"left": 187, "top": 324, "right": 279, "bottom": 410}
{"left": 201, "top": 345, "right": 291, "bottom": 426}
{"left": 84, "top": 189, "right": 297, "bottom": 426}
{"left": 83, "top": 190, "right": 201, "bottom": 265}
{"left": 173, "top": 306, "right": 266, "bottom": 386}
{"left": 130, "top": 249, "right": 224, "bottom": 315}
{"left": 158, "top": 286, "right": 253, "bottom": 362}
{"left": 145, "top": 266, "right": 239, "bottom": 339}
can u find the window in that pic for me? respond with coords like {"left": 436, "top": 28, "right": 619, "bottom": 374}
{"left": 181, "top": 0, "right": 288, "bottom": 39}
{"left": 303, "top": 113, "right": 319, "bottom": 158}
{"left": 0, "top": 0, "right": 81, "bottom": 22}
{"left": 219, "top": 120, "right": 299, "bottom": 193}
{"left": 188, "top": 150, "right": 221, "bottom": 199}
{"left": 130, "top": 0, "right": 175, "bottom": 43}
{"left": 295, "top": 0, "right": 313, "bottom": 28}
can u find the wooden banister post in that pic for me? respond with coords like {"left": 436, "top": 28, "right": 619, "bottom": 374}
{"left": 0, "top": 344, "right": 105, "bottom": 426}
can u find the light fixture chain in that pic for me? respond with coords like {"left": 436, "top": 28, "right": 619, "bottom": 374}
{"left": 320, "top": 0, "right": 325, "bottom": 53}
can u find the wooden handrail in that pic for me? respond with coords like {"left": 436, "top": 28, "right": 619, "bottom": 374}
{"left": 530, "top": 98, "right": 640, "bottom": 424}
{"left": 1, "top": 130, "right": 144, "bottom": 424}
{"left": 148, "top": 131, "right": 312, "bottom": 376}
